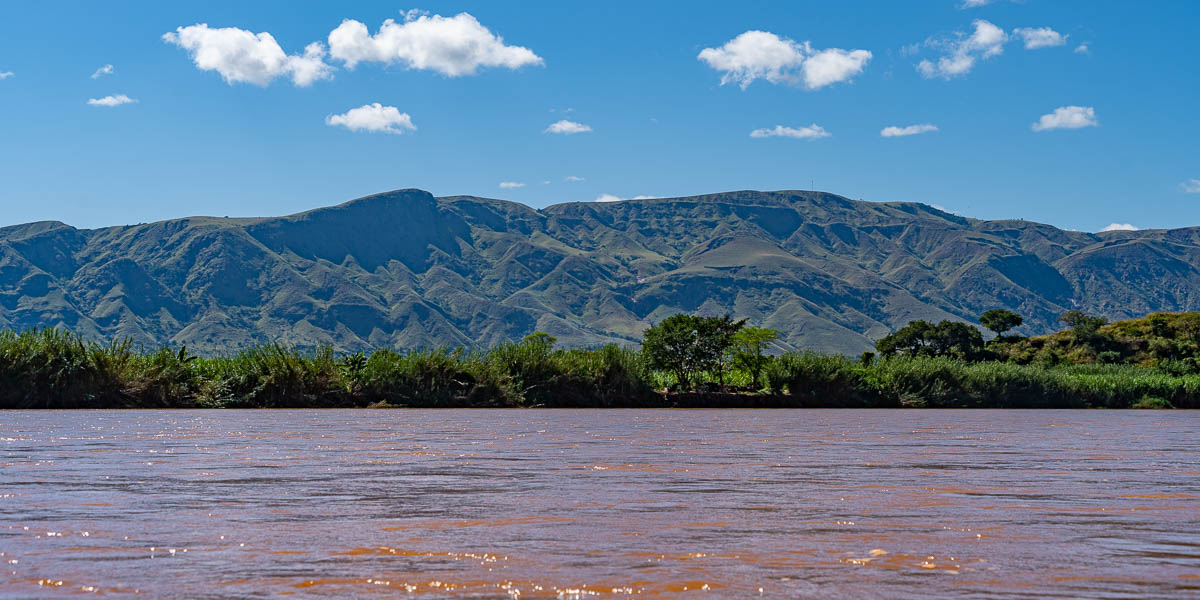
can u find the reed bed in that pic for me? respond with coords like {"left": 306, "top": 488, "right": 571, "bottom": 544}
{"left": 0, "top": 329, "right": 1193, "bottom": 409}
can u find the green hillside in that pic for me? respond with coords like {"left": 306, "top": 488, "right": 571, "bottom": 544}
{"left": 996, "top": 312, "right": 1200, "bottom": 369}
{"left": 3, "top": 188, "right": 1200, "bottom": 354}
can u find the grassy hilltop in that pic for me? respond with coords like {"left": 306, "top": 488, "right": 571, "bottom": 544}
{"left": 5, "top": 189, "right": 1200, "bottom": 355}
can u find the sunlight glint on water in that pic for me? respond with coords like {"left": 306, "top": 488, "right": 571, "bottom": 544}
{"left": 1, "top": 409, "right": 1198, "bottom": 598}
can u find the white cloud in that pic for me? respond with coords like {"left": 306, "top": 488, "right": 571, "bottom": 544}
{"left": 564, "top": 175, "right": 585, "bottom": 182}
{"left": 1014, "top": 27, "right": 1067, "bottom": 50}
{"left": 1181, "top": 179, "right": 1200, "bottom": 193}
{"left": 287, "top": 44, "right": 335, "bottom": 86}
{"left": 881, "top": 123, "right": 938, "bottom": 137}
{"left": 0, "top": 71, "right": 12, "bottom": 80}
{"left": 698, "top": 31, "right": 802, "bottom": 88}
{"left": 499, "top": 181, "right": 525, "bottom": 189}
{"left": 91, "top": 64, "right": 115, "bottom": 79}
{"left": 749, "top": 124, "right": 830, "bottom": 139}
{"left": 164, "top": 24, "right": 332, "bottom": 87}
{"left": 545, "top": 120, "right": 592, "bottom": 134}
{"left": 801, "top": 48, "right": 873, "bottom": 90}
{"left": 328, "top": 13, "right": 542, "bottom": 76}
{"left": 1032, "top": 105, "right": 1098, "bottom": 131}
{"left": 595, "top": 194, "right": 622, "bottom": 203}
{"left": 697, "top": 30, "right": 870, "bottom": 90}
{"left": 87, "top": 94, "right": 137, "bottom": 107}
{"left": 631, "top": 195, "right": 659, "bottom": 200}
{"left": 917, "top": 19, "right": 1007, "bottom": 79}
{"left": 325, "top": 103, "right": 415, "bottom": 134}
{"left": 1100, "top": 223, "right": 1138, "bottom": 232}
{"left": 960, "top": 0, "right": 994, "bottom": 7}
{"left": 1074, "top": 43, "right": 1090, "bottom": 54}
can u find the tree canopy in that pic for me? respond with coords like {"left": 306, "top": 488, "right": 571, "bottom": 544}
{"left": 979, "top": 309, "right": 1023, "bottom": 338}
{"left": 875, "top": 319, "right": 984, "bottom": 360}
{"left": 641, "top": 314, "right": 745, "bottom": 390}
{"left": 1060, "top": 310, "right": 1107, "bottom": 333}
{"left": 731, "top": 327, "right": 781, "bottom": 389}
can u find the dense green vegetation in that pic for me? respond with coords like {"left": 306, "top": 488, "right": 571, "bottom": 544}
{"left": 3, "top": 310, "right": 1199, "bottom": 409}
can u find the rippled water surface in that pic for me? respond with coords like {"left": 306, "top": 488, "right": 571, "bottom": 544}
{"left": 2, "top": 410, "right": 1199, "bottom": 598}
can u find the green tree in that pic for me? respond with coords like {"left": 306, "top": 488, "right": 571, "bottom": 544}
{"left": 1059, "top": 311, "right": 1108, "bottom": 348}
{"left": 1148, "top": 314, "right": 1171, "bottom": 339}
{"left": 979, "top": 309, "right": 1023, "bottom": 340}
{"left": 731, "top": 327, "right": 780, "bottom": 389}
{"left": 522, "top": 331, "right": 557, "bottom": 348}
{"left": 929, "top": 321, "right": 985, "bottom": 359}
{"left": 1059, "top": 310, "right": 1107, "bottom": 333}
{"left": 642, "top": 315, "right": 704, "bottom": 390}
{"left": 876, "top": 319, "right": 984, "bottom": 360}
{"left": 641, "top": 314, "right": 744, "bottom": 390}
{"left": 699, "top": 314, "right": 746, "bottom": 384}
{"left": 875, "top": 320, "right": 937, "bottom": 357}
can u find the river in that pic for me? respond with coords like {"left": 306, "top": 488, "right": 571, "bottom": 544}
{"left": 2, "top": 409, "right": 1198, "bottom": 598}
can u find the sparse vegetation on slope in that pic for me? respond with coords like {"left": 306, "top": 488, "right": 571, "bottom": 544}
{"left": 7, "top": 189, "right": 1200, "bottom": 355}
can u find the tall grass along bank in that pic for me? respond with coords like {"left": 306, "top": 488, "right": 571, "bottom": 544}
{"left": 1, "top": 329, "right": 1193, "bottom": 409}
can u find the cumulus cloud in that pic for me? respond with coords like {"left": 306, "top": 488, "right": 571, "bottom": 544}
{"left": 1181, "top": 179, "right": 1200, "bottom": 193}
{"left": 164, "top": 24, "right": 332, "bottom": 87}
{"left": 545, "top": 120, "right": 592, "bottom": 134}
{"left": 328, "top": 12, "right": 542, "bottom": 76}
{"left": 87, "top": 94, "right": 137, "bottom": 107}
{"left": 1100, "top": 223, "right": 1138, "bottom": 232}
{"left": 1014, "top": 27, "right": 1067, "bottom": 49}
{"left": 697, "top": 30, "right": 870, "bottom": 90}
{"left": 0, "top": 71, "right": 12, "bottom": 80}
{"left": 564, "top": 175, "right": 585, "bottom": 182}
{"left": 325, "top": 103, "right": 415, "bottom": 134}
{"left": 91, "top": 64, "right": 115, "bottom": 79}
{"left": 917, "top": 19, "right": 1006, "bottom": 79}
{"left": 1032, "top": 105, "right": 1098, "bottom": 131}
{"left": 802, "top": 48, "right": 873, "bottom": 89}
{"left": 595, "top": 193, "right": 622, "bottom": 203}
{"left": 631, "top": 195, "right": 659, "bottom": 200}
{"left": 698, "top": 31, "right": 802, "bottom": 88}
{"left": 749, "top": 124, "right": 830, "bottom": 139}
{"left": 1074, "top": 43, "right": 1090, "bottom": 54}
{"left": 499, "top": 181, "right": 525, "bottom": 189}
{"left": 960, "top": 0, "right": 993, "bottom": 6}
{"left": 881, "top": 123, "right": 938, "bottom": 137}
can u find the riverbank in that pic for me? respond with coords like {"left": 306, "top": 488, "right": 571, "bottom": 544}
{"left": 1, "top": 329, "right": 1193, "bottom": 409}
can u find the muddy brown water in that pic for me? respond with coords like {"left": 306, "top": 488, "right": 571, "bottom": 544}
{"left": 1, "top": 409, "right": 1198, "bottom": 598}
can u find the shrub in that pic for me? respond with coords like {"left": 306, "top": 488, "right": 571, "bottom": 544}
{"left": 1131, "top": 395, "right": 1174, "bottom": 409}
{"left": 766, "top": 352, "right": 871, "bottom": 407}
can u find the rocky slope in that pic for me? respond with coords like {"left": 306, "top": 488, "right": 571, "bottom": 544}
{"left": 2, "top": 189, "right": 1197, "bottom": 354}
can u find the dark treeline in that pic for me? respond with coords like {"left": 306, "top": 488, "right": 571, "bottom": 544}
{"left": 2, "top": 309, "right": 1198, "bottom": 409}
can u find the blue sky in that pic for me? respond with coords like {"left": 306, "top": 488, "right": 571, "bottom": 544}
{"left": 1, "top": 1, "right": 1197, "bottom": 232}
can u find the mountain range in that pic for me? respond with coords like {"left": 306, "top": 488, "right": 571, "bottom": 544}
{"left": 2, "top": 188, "right": 1198, "bottom": 355}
